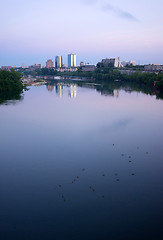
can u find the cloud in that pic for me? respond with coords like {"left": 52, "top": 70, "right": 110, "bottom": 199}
{"left": 81, "top": 1, "right": 138, "bottom": 21}
{"left": 102, "top": 4, "right": 138, "bottom": 21}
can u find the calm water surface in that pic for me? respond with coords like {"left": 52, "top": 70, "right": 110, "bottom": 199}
{"left": 0, "top": 83, "right": 163, "bottom": 240}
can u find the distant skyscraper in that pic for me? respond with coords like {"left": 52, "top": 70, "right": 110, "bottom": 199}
{"left": 46, "top": 59, "right": 54, "bottom": 68}
{"left": 68, "top": 54, "right": 76, "bottom": 68}
{"left": 55, "top": 56, "right": 62, "bottom": 68}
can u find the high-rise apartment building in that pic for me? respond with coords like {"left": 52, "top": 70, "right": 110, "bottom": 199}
{"left": 55, "top": 56, "right": 62, "bottom": 68}
{"left": 101, "top": 57, "right": 121, "bottom": 68}
{"left": 46, "top": 59, "right": 54, "bottom": 68}
{"left": 68, "top": 54, "right": 76, "bottom": 68}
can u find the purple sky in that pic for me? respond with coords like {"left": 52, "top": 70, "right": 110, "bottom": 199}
{"left": 0, "top": 0, "right": 163, "bottom": 67}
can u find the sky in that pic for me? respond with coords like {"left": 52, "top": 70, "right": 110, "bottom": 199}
{"left": 0, "top": 0, "right": 163, "bottom": 67}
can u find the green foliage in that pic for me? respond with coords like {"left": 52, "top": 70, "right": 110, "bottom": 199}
{"left": 92, "top": 66, "right": 163, "bottom": 91}
{"left": 17, "top": 65, "right": 163, "bottom": 92}
{"left": 155, "top": 74, "right": 163, "bottom": 89}
{"left": 124, "top": 65, "right": 144, "bottom": 71}
{"left": 96, "top": 62, "right": 114, "bottom": 69}
{"left": 21, "top": 68, "right": 58, "bottom": 76}
{"left": 0, "top": 69, "right": 23, "bottom": 93}
{"left": 40, "top": 68, "right": 58, "bottom": 76}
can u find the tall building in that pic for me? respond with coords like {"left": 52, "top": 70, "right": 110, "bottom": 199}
{"left": 46, "top": 59, "right": 54, "bottom": 68}
{"left": 102, "top": 57, "right": 121, "bottom": 68}
{"left": 68, "top": 54, "right": 76, "bottom": 68}
{"left": 55, "top": 56, "right": 62, "bottom": 68}
{"left": 121, "top": 61, "right": 136, "bottom": 67}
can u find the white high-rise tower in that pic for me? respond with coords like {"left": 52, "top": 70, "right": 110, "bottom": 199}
{"left": 68, "top": 54, "right": 76, "bottom": 68}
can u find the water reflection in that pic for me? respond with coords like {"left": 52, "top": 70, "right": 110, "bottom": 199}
{"left": 46, "top": 84, "right": 54, "bottom": 92}
{"left": 113, "top": 89, "right": 119, "bottom": 98}
{"left": 45, "top": 81, "right": 163, "bottom": 100}
{"left": 0, "top": 82, "right": 163, "bottom": 240}
{"left": 46, "top": 82, "right": 77, "bottom": 98}
{"left": 68, "top": 84, "right": 77, "bottom": 98}
{"left": 56, "top": 84, "right": 63, "bottom": 97}
{"left": 0, "top": 91, "right": 23, "bottom": 105}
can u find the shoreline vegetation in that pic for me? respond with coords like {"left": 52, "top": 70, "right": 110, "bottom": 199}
{"left": 22, "top": 64, "right": 163, "bottom": 91}
{"left": 0, "top": 66, "right": 163, "bottom": 102}
{"left": 46, "top": 80, "right": 163, "bottom": 100}
{"left": 0, "top": 69, "right": 24, "bottom": 103}
{"left": 0, "top": 69, "right": 23, "bottom": 93}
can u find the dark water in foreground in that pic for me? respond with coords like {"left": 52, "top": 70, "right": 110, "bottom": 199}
{"left": 0, "top": 82, "right": 163, "bottom": 240}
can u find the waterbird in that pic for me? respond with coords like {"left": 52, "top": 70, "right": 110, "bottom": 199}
{"left": 131, "top": 173, "right": 135, "bottom": 176}
{"left": 121, "top": 154, "right": 124, "bottom": 156}
{"left": 59, "top": 185, "right": 62, "bottom": 188}
{"left": 82, "top": 168, "right": 86, "bottom": 171}
{"left": 116, "top": 179, "right": 120, "bottom": 181}
{"left": 102, "top": 174, "right": 105, "bottom": 177}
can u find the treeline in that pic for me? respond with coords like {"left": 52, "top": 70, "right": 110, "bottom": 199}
{"left": 0, "top": 69, "right": 23, "bottom": 93}
{"left": 94, "top": 68, "right": 163, "bottom": 90}
{"left": 23, "top": 68, "right": 58, "bottom": 76}
{"left": 74, "top": 67, "right": 163, "bottom": 91}
{"left": 21, "top": 65, "right": 163, "bottom": 91}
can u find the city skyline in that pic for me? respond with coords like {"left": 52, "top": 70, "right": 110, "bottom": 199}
{"left": 0, "top": 0, "right": 163, "bottom": 66}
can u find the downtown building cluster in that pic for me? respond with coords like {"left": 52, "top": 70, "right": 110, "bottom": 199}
{"left": 1, "top": 55, "right": 163, "bottom": 73}
{"left": 46, "top": 54, "right": 76, "bottom": 69}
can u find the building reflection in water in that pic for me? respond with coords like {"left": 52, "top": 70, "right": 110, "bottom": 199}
{"left": 114, "top": 89, "right": 119, "bottom": 98}
{"left": 56, "top": 84, "right": 63, "bottom": 97}
{"left": 45, "top": 82, "right": 163, "bottom": 100}
{"left": 46, "top": 82, "right": 120, "bottom": 99}
{"left": 46, "top": 83, "right": 77, "bottom": 98}
{"left": 101, "top": 87, "right": 120, "bottom": 98}
{"left": 46, "top": 84, "right": 54, "bottom": 92}
{"left": 68, "top": 84, "right": 77, "bottom": 98}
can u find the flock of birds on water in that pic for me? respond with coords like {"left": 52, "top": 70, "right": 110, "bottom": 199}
{"left": 54, "top": 144, "right": 149, "bottom": 203}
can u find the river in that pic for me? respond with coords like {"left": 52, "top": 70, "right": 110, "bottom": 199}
{"left": 0, "top": 82, "right": 163, "bottom": 240}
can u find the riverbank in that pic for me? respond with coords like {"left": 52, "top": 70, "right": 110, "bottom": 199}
{"left": 23, "top": 66, "right": 163, "bottom": 91}
{"left": 22, "top": 77, "right": 47, "bottom": 86}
